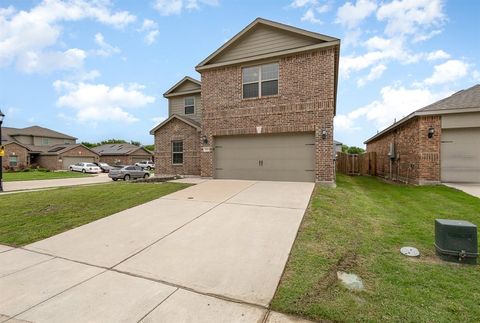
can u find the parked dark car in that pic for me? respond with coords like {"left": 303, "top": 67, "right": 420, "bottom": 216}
{"left": 108, "top": 165, "right": 150, "bottom": 181}
{"left": 94, "top": 162, "right": 114, "bottom": 173}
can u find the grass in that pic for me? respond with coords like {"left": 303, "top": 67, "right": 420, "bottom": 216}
{"left": 3, "top": 171, "right": 93, "bottom": 182}
{"left": 272, "top": 174, "right": 480, "bottom": 323}
{"left": 0, "top": 182, "right": 190, "bottom": 246}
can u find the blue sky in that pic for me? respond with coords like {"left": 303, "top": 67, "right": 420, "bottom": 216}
{"left": 1, "top": 0, "right": 479, "bottom": 147}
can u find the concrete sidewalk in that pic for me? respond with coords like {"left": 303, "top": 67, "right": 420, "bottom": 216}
{"left": 1, "top": 179, "right": 315, "bottom": 322}
{"left": 2, "top": 173, "right": 112, "bottom": 192}
{"left": 444, "top": 183, "right": 480, "bottom": 198}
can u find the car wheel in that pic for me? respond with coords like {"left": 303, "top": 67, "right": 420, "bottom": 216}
{"left": 69, "top": 167, "right": 73, "bottom": 171}
{"left": 112, "top": 178, "right": 118, "bottom": 181}
{"left": 124, "top": 174, "right": 130, "bottom": 181}
{"left": 82, "top": 169, "right": 86, "bottom": 173}
{"left": 143, "top": 173, "right": 150, "bottom": 179}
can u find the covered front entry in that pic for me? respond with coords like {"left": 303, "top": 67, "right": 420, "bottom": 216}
{"left": 214, "top": 133, "right": 315, "bottom": 182}
{"left": 441, "top": 127, "right": 480, "bottom": 182}
{"left": 62, "top": 156, "right": 96, "bottom": 169}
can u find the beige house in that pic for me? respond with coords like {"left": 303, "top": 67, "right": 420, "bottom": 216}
{"left": 1, "top": 126, "right": 99, "bottom": 170}
{"left": 365, "top": 84, "right": 480, "bottom": 184}
{"left": 151, "top": 18, "right": 340, "bottom": 183}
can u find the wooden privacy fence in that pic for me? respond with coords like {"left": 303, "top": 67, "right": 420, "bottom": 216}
{"left": 336, "top": 152, "right": 376, "bottom": 176}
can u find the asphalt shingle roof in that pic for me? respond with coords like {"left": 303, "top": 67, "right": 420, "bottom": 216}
{"left": 418, "top": 84, "right": 480, "bottom": 112}
{"left": 92, "top": 143, "right": 151, "bottom": 155}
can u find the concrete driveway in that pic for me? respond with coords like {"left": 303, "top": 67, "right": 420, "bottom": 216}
{"left": 0, "top": 179, "right": 315, "bottom": 322}
{"left": 444, "top": 183, "right": 480, "bottom": 198}
{"left": 2, "top": 173, "right": 112, "bottom": 192}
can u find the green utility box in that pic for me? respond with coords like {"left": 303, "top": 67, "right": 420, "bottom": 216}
{"left": 435, "top": 219, "right": 478, "bottom": 265}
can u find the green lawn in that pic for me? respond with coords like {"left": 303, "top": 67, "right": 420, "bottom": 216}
{"left": 0, "top": 182, "right": 190, "bottom": 246}
{"left": 272, "top": 174, "right": 480, "bottom": 323}
{"left": 3, "top": 171, "right": 93, "bottom": 182}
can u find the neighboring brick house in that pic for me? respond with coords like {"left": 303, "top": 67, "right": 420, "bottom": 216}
{"left": 365, "top": 84, "right": 480, "bottom": 184}
{"left": 92, "top": 143, "right": 153, "bottom": 166}
{"left": 1, "top": 125, "right": 99, "bottom": 170}
{"left": 151, "top": 18, "right": 340, "bottom": 183}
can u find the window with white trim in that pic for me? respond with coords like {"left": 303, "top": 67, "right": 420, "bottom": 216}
{"left": 242, "top": 63, "right": 278, "bottom": 99}
{"left": 184, "top": 97, "right": 195, "bottom": 115}
{"left": 172, "top": 141, "right": 183, "bottom": 165}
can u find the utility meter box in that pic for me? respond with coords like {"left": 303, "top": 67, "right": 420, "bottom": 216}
{"left": 435, "top": 219, "right": 478, "bottom": 265}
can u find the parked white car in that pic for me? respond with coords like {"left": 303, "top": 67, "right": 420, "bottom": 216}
{"left": 135, "top": 160, "right": 155, "bottom": 170}
{"left": 69, "top": 162, "right": 101, "bottom": 173}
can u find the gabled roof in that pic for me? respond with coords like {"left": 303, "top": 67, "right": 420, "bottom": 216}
{"left": 3, "top": 126, "right": 77, "bottom": 140}
{"left": 92, "top": 143, "right": 153, "bottom": 156}
{"left": 163, "top": 76, "right": 201, "bottom": 98}
{"left": 364, "top": 84, "right": 480, "bottom": 144}
{"left": 195, "top": 17, "right": 340, "bottom": 71}
{"left": 150, "top": 114, "right": 201, "bottom": 135}
{"left": 417, "top": 84, "right": 480, "bottom": 113}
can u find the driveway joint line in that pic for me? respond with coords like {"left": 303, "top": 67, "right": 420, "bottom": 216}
{"left": 110, "top": 267, "right": 269, "bottom": 310}
{"left": 19, "top": 247, "right": 111, "bottom": 270}
{"left": 224, "top": 201, "right": 306, "bottom": 210}
{"left": 110, "top": 181, "right": 259, "bottom": 269}
{"left": 0, "top": 256, "right": 55, "bottom": 279}
{"left": 135, "top": 288, "right": 179, "bottom": 323}
{"left": 7, "top": 268, "right": 108, "bottom": 321}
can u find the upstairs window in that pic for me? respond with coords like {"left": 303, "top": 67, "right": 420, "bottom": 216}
{"left": 242, "top": 63, "right": 278, "bottom": 99}
{"left": 172, "top": 141, "right": 183, "bottom": 165}
{"left": 184, "top": 97, "right": 195, "bottom": 114}
{"left": 42, "top": 138, "right": 49, "bottom": 145}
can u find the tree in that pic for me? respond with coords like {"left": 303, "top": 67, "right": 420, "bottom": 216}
{"left": 347, "top": 146, "right": 365, "bottom": 154}
{"left": 144, "top": 144, "right": 154, "bottom": 151}
{"left": 130, "top": 140, "right": 141, "bottom": 146}
{"left": 100, "top": 139, "right": 127, "bottom": 145}
{"left": 81, "top": 141, "right": 97, "bottom": 148}
{"left": 341, "top": 144, "right": 349, "bottom": 153}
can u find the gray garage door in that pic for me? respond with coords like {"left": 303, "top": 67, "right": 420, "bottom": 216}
{"left": 214, "top": 133, "right": 315, "bottom": 182}
{"left": 441, "top": 127, "right": 480, "bottom": 182}
{"left": 63, "top": 156, "right": 95, "bottom": 170}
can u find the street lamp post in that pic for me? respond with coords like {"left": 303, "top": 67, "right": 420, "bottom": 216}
{"left": 0, "top": 109, "right": 4, "bottom": 192}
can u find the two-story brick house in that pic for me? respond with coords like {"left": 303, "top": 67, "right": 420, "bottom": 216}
{"left": 151, "top": 18, "right": 340, "bottom": 184}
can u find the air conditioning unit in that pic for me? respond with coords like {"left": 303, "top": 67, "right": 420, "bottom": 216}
{"left": 387, "top": 142, "right": 395, "bottom": 160}
{"left": 435, "top": 219, "right": 478, "bottom": 265}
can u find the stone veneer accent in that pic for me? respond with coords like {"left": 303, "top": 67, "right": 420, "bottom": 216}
{"left": 153, "top": 118, "right": 201, "bottom": 175}
{"left": 199, "top": 48, "right": 337, "bottom": 183}
{"left": 366, "top": 115, "right": 441, "bottom": 184}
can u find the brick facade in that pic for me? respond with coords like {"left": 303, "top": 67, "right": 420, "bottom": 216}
{"left": 37, "top": 146, "right": 99, "bottom": 170}
{"left": 199, "top": 48, "right": 337, "bottom": 183}
{"left": 2, "top": 143, "right": 29, "bottom": 170}
{"left": 366, "top": 115, "right": 441, "bottom": 184}
{"left": 154, "top": 118, "right": 201, "bottom": 175}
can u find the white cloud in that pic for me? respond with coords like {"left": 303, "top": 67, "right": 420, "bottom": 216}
{"left": 357, "top": 64, "right": 386, "bottom": 87}
{"left": 335, "top": 0, "right": 377, "bottom": 29}
{"left": 335, "top": 85, "right": 449, "bottom": 131}
{"left": 16, "top": 48, "right": 87, "bottom": 73}
{"left": 424, "top": 59, "right": 469, "bottom": 85}
{"left": 473, "top": 70, "right": 480, "bottom": 82}
{"left": 92, "top": 33, "right": 120, "bottom": 57}
{"left": 54, "top": 81, "right": 155, "bottom": 124}
{"left": 153, "top": 0, "right": 218, "bottom": 16}
{"left": 152, "top": 116, "right": 167, "bottom": 124}
{"left": 290, "top": 0, "right": 329, "bottom": 24}
{"left": 139, "top": 19, "right": 160, "bottom": 45}
{"left": 301, "top": 8, "right": 322, "bottom": 24}
{"left": 376, "top": 0, "right": 445, "bottom": 37}
{"left": 0, "top": 0, "right": 135, "bottom": 73}
{"left": 426, "top": 49, "right": 450, "bottom": 61}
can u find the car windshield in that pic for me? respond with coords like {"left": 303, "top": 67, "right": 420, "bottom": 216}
{"left": 86, "top": 163, "right": 96, "bottom": 167}
{"left": 99, "top": 163, "right": 109, "bottom": 166}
